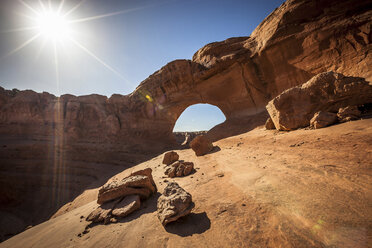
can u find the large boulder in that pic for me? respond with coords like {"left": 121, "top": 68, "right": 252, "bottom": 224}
{"left": 190, "top": 135, "right": 213, "bottom": 156}
{"left": 165, "top": 161, "right": 194, "bottom": 178}
{"left": 97, "top": 168, "right": 156, "bottom": 204}
{"left": 310, "top": 111, "right": 338, "bottom": 129}
{"left": 86, "top": 200, "right": 117, "bottom": 224}
{"left": 162, "top": 151, "right": 179, "bottom": 165}
{"left": 266, "top": 72, "right": 372, "bottom": 131}
{"left": 157, "top": 182, "right": 194, "bottom": 226}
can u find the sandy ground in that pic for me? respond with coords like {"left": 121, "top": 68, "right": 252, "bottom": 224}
{"left": 1, "top": 119, "right": 371, "bottom": 248}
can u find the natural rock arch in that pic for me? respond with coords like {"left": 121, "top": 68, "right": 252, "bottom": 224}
{"left": 172, "top": 103, "right": 226, "bottom": 132}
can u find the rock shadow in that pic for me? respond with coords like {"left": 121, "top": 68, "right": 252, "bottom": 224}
{"left": 164, "top": 212, "right": 211, "bottom": 237}
{"left": 207, "top": 145, "right": 221, "bottom": 155}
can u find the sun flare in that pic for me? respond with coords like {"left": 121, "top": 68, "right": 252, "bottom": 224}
{"left": 35, "top": 10, "right": 71, "bottom": 40}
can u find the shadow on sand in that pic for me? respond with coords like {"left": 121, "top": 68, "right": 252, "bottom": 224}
{"left": 164, "top": 212, "right": 211, "bottom": 237}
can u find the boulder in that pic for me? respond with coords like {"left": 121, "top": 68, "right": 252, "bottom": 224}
{"left": 266, "top": 72, "right": 372, "bottom": 130}
{"left": 337, "top": 106, "right": 361, "bottom": 122}
{"left": 97, "top": 168, "right": 156, "bottom": 204}
{"left": 190, "top": 135, "right": 213, "bottom": 156}
{"left": 162, "top": 151, "right": 179, "bottom": 165}
{"left": 111, "top": 195, "right": 141, "bottom": 218}
{"left": 157, "top": 182, "right": 194, "bottom": 226}
{"left": 165, "top": 161, "right": 194, "bottom": 178}
{"left": 310, "top": 111, "right": 338, "bottom": 129}
{"left": 265, "top": 117, "right": 275, "bottom": 130}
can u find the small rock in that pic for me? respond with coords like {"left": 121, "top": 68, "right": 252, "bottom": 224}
{"left": 111, "top": 195, "right": 140, "bottom": 218}
{"left": 190, "top": 135, "right": 213, "bottom": 156}
{"left": 165, "top": 161, "right": 194, "bottom": 178}
{"left": 157, "top": 182, "right": 194, "bottom": 226}
{"left": 337, "top": 106, "right": 361, "bottom": 122}
{"left": 265, "top": 117, "right": 276, "bottom": 130}
{"left": 310, "top": 111, "right": 338, "bottom": 129}
{"left": 162, "top": 151, "right": 179, "bottom": 165}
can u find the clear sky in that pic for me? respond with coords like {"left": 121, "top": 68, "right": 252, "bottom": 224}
{"left": 0, "top": 0, "right": 284, "bottom": 131}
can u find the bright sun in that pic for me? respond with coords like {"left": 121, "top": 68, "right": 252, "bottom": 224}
{"left": 35, "top": 10, "right": 71, "bottom": 40}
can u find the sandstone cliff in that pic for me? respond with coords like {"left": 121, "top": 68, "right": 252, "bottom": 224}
{"left": 0, "top": 0, "right": 371, "bottom": 240}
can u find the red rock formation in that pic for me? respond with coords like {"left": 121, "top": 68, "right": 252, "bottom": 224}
{"left": 0, "top": 0, "right": 371, "bottom": 240}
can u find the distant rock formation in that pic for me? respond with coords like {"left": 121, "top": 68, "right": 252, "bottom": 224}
{"left": 0, "top": 0, "right": 371, "bottom": 240}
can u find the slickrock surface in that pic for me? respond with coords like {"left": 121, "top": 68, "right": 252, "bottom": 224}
{"left": 0, "top": 0, "right": 371, "bottom": 241}
{"left": 1, "top": 118, "right": 371, "bottom": 248}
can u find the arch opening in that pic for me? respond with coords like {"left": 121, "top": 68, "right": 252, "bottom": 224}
{"left": 172, "top": 103, "right": 226, "bottom": 145}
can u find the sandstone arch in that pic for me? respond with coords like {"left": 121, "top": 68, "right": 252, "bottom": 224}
{"left": 172, "top": 103, "right": 226, "bottom": 132}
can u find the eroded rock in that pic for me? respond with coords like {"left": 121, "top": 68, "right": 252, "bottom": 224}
{"left": 310, "top": 111, "right": 338, "bottom": 129}
{"left": 265, "top": 117, "right": 275, "bottom": 130}
{"left": 157, "top": 182, "right": 194, "bottom": 226}
{"left": 190, "top": 135, "right": 213, "bottom": 156}
{"left": 86, "top": 200, "right": 117, "bottom": 224}
{"left": 266, "top": 72, "right": 372, "bottom": 131}
{"left": 165, "top": 161, "right": 194, "bottom": 178}
{"left": 162, "top": 151, "right": 179, "bottom": 165}
{"left": 337, "top": 106, "right": 361, "bottom": 122}
{"left": 97, "top": 168, "right": 156, "bottom": 204}
{"left": 111, "top": 195, "right": 141, "bottom": 218}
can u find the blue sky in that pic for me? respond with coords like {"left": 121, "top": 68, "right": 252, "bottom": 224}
{"left": 0, "top": 0, "right": 284, "bottom": 131}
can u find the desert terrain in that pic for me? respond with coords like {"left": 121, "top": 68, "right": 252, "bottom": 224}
{"left": 0, "top": 0, "right": 371, "bottom": 247}
{"left": 1, "top": 118, "right": 371, "bottom": 248}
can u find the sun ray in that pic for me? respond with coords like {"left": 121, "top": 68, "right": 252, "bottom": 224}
{"left": 57, "top": 0, "right": 66, "bottom": 14}
{"left": 69, "top": 37, "right": 131, "bottom": 84}
{"left": 34, "top": 37, "right": 47, "bottom": 62}
{"left": 63, "top": 0, "right": 88, "bottom": 17}
{"left": 18, "top": 0, "right": 40, "bottom": 15}
{"left": 69, "top": 2, "right": 167, "bottom": 23}
{"left": 38, "top": 0, "right": 46, "bottom": 12}
{"left": 0, "top": 26, "right": 38, "bottom": 34}
{"left": 1, "top": 33, "right": 40, "bottom": 59}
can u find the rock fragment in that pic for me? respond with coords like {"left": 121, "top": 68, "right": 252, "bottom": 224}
{"left": 310, "top": 111, "right": 338, "bottom": 129}
{"left": 190, "top": 135, "right": 213, "bottom": 156}
{"left": 265, "top": 117, "right": 276, "bottom": 130}
{"left": 111, "top": 195, "right": 141, "bottom": 218}
{"left": 337, "top": 106, "right": 361, "bottom": 122}
{"left": 157, "top": 182, "right": 194, "bottom": 226}
{"left": 97, "top": 168, "right": 156, "bottom": 204}
{"left": 165, "top": 161, "right": 194, "bottom": 178}
{"left": 162, "top": 151, "right": 179, "bottom": 165}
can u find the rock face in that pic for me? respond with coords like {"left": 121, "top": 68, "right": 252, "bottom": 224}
{"left": 0, "top": 0, "right": 371, "bottom": 239}
{"left": 165, "top": 161, "right": 194, "bottom": 178}
{"left": 266, "top": 72, "right": 372, "bottom": 130}
{"left": 162, "top": 151, "right": 179, "bottom": 165}
{"left": 310, "top": 111, "right": 338, "bottom": 129}
{"left": 157, "top": 182, "right": 194, "bottom": 226}
{"left": 97, "top": 168, "right": 156, "bottom": 204}
{"left": 190, "top": 135, "right": 213, "bottom": 156}
{"left": 337, "top": 106, "right": 361, "bottom": 122}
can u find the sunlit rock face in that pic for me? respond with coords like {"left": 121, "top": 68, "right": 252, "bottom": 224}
{"left": 0, "top": 0, "right": 370, "bottom": 241}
